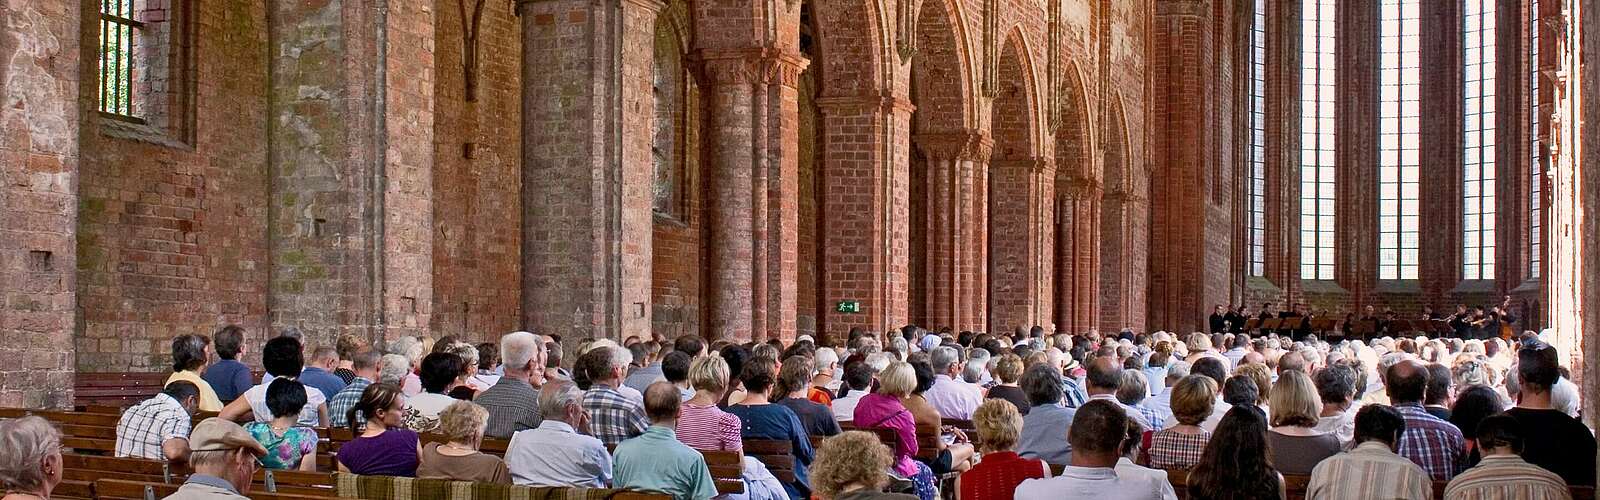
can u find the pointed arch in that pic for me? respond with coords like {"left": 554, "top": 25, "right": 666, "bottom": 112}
{"left": 991, "top": 28, "right": 1041, "bottom": 160}
{"left": 1054, "top": 60, "right": 1094, "bottom": 182}
{"left": 807, "top": 0, "right": 892, "bottom": 97}
{"left": 911, "top": 0, "right": 978, "bottom": 131}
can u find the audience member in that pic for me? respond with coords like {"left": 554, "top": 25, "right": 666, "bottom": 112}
{"left": 904, "top": 358, "right": 976, "bottom": 476}
{"left": 623, "top": 343, "right": 667, "bottom": 394}
{"left": 441, "top": 341, "right": 483, "bottom": 399}
{"left": 201, "top": 326, "right": 253, "bottom": 404}
{"left": 0, "top": 416, "right": 63, "bottom": 500}
{"left": 336, "top": 383, "right": 420, "bottom": 477}
{"left": 329, "top": 349, "right": 381, "bottom": 428}
{"left": 219, "top": 336, "right": 329, "bottom": 427}
{"left": 115, "top": 380, "right": 198, "bottom": 461}
{"left": 1147, "top": 375, "right": 1215, "bottom": 470}
{"left": 417, "top": 401, "right": 510, "bottom": 483}
{"left": 469, "top": 342, "right": 501, "bottom": 389}
{"left": 831, "top": 359, "right": 875, "bottom": 423}
{"left": 300, "top": 346, "right": 348, "bottom": 400}
{"left": 476, "top": 331, "right": 546, "bottom": 439}
{"left": 333, "top": 333, "right": 368, "bottom": 385}
{"left": 168, "top": 334, "right": 223, "bottom": 412}
{"left": 576, "top": 346, "right": 649, "bottom": 446}
{"left": 923, "top": 346, "right": 983, "bottom": 420}
{"left": 1265, "top": 370, "right": 1340, "bottom": 475}
{"left": 1424, "top": 363, "right": 1454, "bottom": 420}
{"left": 1014, "top": 400, "right": 1176, "bottom": 500}
{"left": 164, "top": 418, "right": 267, "bottom": 500}
{"left": 1443, "top": 414, "right": 1571, "bottom": 500}
{"left": 1145, "top": 360, "right": 1189, "bottom": 424}
{"left": 243, "top": 378, "right": 318, "bottom": 471}
{"left": 1115, "top": 369, "right": 1164, "bottom": 430}
{"left": 1447, "top": 384, "right": 1504, "bottom": 467}
{"left": 1115, "top": 414, "right": 1177, "bottom": 500}
{"left": 613, "top": 382, "right": 718, "bottom": 500}
{"left": 386, "top": 336, "right": 426, "bottom": 397}
{"left": 1504, "top": 342, "right": 1596, "bottom": 485}
{"left": 1387, "top": 359, "right": 1466, "bottom": 481}
{"left": 1223, "top": 375, "right": 1261, "bottom": 413}
{"left": 955, "top": 399, "right": 1048, "bottom": 500}
{"left": 774, "top": 355, "right": 842, "bottom": 437}
{"left": 810, "top": 347, "right": 842, "bottom": 403}
{"left": 1306, "top": 405, "right": 1432, "bottom": 500}
{"left": 1188, "top": 406, "right": 1283, "bottom": 500}
{"left": 401, "top": 352, "right": 466, "bottom": 432}
{"left": 1018, "top": 363, "right": 1075, "bottom": 465}
{"left": 1189, "top": 357, "right": 1230, "bottom": 432}
{"left": 985, "top": 354, "right": 1030, "bottom": 414}
{"left": 662, "top": 351, "right": 694, "bottom": 401}
{"left": 853, "top": 361, "right": 937, "bottom": 500}
{"left": 726, "top": 357, "right": 816, "bottom": 498}
{"left": 810, "top": 431, "right": 917, "bottom": 500}
{"left": 1312, "top": 363, "right": 1358, "bottom": 445}
{"left": 505, "top": 380, "right": 612, "bottom": 487}
{"left": 676, "top": 355, "right": 743, "bottom": 453}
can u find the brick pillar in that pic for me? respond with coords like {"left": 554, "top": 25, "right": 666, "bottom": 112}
{"left": 988, "top": 157, "right": 1055, "bottom": 332}
{"left": 1335, "top": 0, "right": 1379, "bottom": 306}
{"left": 518, "top": 0, "right": 659, "bottom": 347}
{"left": 817, "top": 95, "right": 914, "bottom": 339}
{"left": 1419, "top": 0, "right": 1464, "bottom": 303}
{"left": 0, "top": 0, "right": 79, "bottom": 408}
{"left": 699, "top": 49, "right": 808, "bottom": 342}
{"left": 913, "top": 131, "right": 991, "bottom": 332}
{"left": 267, "top": 0, "right": 435, "bottom": 346}
{"left": 1057, "top": 178, "right": 1101, "bottom": 334}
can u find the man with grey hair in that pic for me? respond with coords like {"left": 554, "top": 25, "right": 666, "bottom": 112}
{"left": 505, "top": 380, "right": 613, "bottom": 487}
{"left": 478, "top": 331, "right": 548, "bottom": 439}
{"left": 578, "top": 346, "right": 649, "bottom": 445}
{"left": 163, "top": 418, "right": 267, "bottom": 499}
{"left": 811, "top": 347, "right": 841, "bottom": 393}
{"left": 923, "top": 345, "right": 983, "bottom": 420}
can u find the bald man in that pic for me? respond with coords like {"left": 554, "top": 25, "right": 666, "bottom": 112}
{"left": 1084, "top": 357, "right": 1162, "bottom": 430}
{"left": 1386, "top": 359, "right": 1466, "bottom": 481}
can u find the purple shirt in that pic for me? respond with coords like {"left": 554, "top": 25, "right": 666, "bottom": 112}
{"left": 337, "top": 428, "right": 420, "bottom": 477}
{"left": 852, "top": 393, "right": 919, "bottom": 477}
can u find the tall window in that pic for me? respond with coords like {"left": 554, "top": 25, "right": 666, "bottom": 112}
{"left": 1379, "top": 0, "right": 1420, "bottom": 280}
{"left": 98, "top": 0, "right": 141, "bottom": 118}
{"left": 1300, "top": 0, "right": 1337, "bottom": 281}
{"left": 1528, "top": 0, "right": 1542, "bottom": 278}
{"left": 1463, "top": 0, "right": 1497, "bottom": 280}
{"left": 1247, "top": 0, "right": 1266, "bottom": 277}
{"left": 651, "top": 20, "right": 684, "bottom": 218}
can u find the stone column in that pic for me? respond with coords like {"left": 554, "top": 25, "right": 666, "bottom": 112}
{"left": 1057, "top": 178, "right": 1101, "bottom": 334}
{"left": 913, "top": 131, "right": 991, "bottom": 332}
{"left": 0, "top": 0, "right": 80, "bottom": 408}
{"left": 519, "top": 0, "right": 660, "bottom": 348}
{"left": 700, "top": 49, "right": 808, "bottom": 342}
{"left": 988, "top": 157, "right": 1055, "bottom": 332}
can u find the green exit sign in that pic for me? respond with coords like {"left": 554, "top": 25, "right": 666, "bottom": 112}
{"left": 835, "top": 301, "right": 861, "bottom": 314}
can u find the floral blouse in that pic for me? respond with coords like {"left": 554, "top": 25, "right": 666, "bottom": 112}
{"left": 244, "top": 421, "right": 318, "bottom": 469}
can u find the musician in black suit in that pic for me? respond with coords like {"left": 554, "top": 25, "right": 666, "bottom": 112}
{"left": 1258, "top": 302, "right": 1277, "bottom": 320}
{"left": 1209, "top": 305, "right": 1228, "bottom": 334}
{"left": 1226, "top": 305, "right": 1248, "bottom": 334}
{"left": 1448, "top": 304, "right": 1472, "bottom": 338}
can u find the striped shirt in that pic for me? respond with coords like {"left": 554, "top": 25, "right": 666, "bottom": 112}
{"left": 1394, "top": 403, "right": 1466, "bottom": 481}
{"left": 1306, "top": 441, "right": 1433, "bottom": 500}
{"left": 1443, "top": 454, "right": 1572, "bottom": 500}
{"left": 675, "top": 402, "right": 742, "bottom": 452}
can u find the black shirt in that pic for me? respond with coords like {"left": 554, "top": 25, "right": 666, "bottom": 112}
{"left": 985, "top": 385, "right": 1031, "bottom": 415}
{"left": 1505, "top": 407, "right": 1597, "bottom": 486}
{"left": 1209, "top": 314, "right": 1227, "bottom": 334}
{"left": 775, "top": 397, "right": 843, "bottom": 437}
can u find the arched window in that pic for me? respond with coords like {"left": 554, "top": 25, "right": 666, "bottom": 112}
{"left": 1462, "top": 0, "right": 1497, "bottom": 280}
{"left": 1379, "top": 0, "right": 1420, "bottom": 280}
{"left": 1300, "top": 0, "right": 1337, "bottom": 281}
{"left": 1247, "top": 0, "right": 1266, "bottom": 277}
{"left": 651, "top": 19, "right": 684, "bottom": 218}
{"left": 1528, "top": 0, "right": 1542, "bottom": 279}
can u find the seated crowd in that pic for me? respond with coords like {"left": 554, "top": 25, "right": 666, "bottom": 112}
{"left": 1, "top": 324, "right": 1595, "bottom": 500}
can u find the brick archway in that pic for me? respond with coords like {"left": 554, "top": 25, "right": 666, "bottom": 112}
{"left": 1054, "top": 62, "right": 1099, "bottom": 334}
{"left": 987, "top": 30, "right": 1052, "bottom": 334}
{"left": 1099, "top": 92, "right": 1145, "bottom": 333}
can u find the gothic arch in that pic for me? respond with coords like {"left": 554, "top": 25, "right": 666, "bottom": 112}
{"left": 987, "top": 29, "right": 1049, "bottom": 332}
{"left": 807, "top": 0, "right": 894, "bottom": 97}
{"left": 1054, "top": 59, "right": 1098, "bottom": 334}
{"left": 1054, "top": 61, "right": 1093, "bottom": 181}
{"left": 1099, "top": 90, "right": 1145, "bottom": 332}
{"left": 910, "top": 0, "right": 978, "bottom": 131}
{"left": 991, "top": 29, "right": 1041, "bottom": 160}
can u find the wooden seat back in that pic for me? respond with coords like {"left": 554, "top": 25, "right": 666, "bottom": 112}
{"left": 699, "top": 449, "right": 747, "bottom": 495}
{"left": 75, "top": 373, "right": 170, "bottom": 408}
{"left": 744, "top": 439, "right": 797, "bottom": 484}
{"left": 62, "top": 455, "right": 177, "bottom": 483}
{"left": 94, "top": 478, "right": 356, "bottom": 500}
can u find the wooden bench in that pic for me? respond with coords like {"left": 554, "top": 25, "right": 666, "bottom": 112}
{"left": 744, "top": 439, "right": 797, "bottom": 484}
{"left": 62, "top": 455, "right": 179, "bottom": 484}
{"left": 1055, "top": 467, "right": 1595, "bottom": 500}
{"left": 53, "top": 480, "right": 93, "bottom": 500}
{"left": 700, "top": 449, "right": 747, "bottom": 495}
{"left": 94, "top": 478, "right": 354, "bottom": 500}
{"left": 75, "top": 373, "right": 171, "bottom": 408}
{"left": 255, "top": 469, "right": 338, "bottom": 496}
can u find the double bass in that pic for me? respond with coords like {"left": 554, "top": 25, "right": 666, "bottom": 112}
{"left": 1496, "top": 296, "right": 1515, "bottom": 341}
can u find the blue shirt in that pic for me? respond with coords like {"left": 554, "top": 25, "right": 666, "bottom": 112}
{"left": 202, "top": 359, "right": 253, "bottom": 403}
{"left": 725, "top": 403, "right": 814, "bottom": 498}
{"left": 613, "top": 426, "right": 717, "bottom": 500}
{"left": 299, "top": 367, "right": 347, "bottom": 401}
{"left": 1020, "top": 403, "right": 1076, "bottom": 465}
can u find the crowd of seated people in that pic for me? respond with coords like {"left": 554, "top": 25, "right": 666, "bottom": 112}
{"left": 0, "top": 322, "right": 1595, "bottom": 500}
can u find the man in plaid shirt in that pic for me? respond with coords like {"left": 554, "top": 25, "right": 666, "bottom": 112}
{"left": 1387, "top": 359, "right": 1465, "bottom": 481}
{"left": 115, "top": 380, "right": 200, "bottom": 460}
{"left": 578, "top": 345, "right": 648, "bottom": 446}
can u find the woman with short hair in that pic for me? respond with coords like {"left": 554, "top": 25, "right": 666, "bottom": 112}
{"left": 0, "top": 416, "right": 63, "bottom": 500}
{"left": 402, "top": 353, "right": 465, "bottom": 432}
{"left": 728, "top": 357, "right": 816, "bottom": 499}
{"left": 774, "top": 356, "right": 842, "bottom": 436}
{"left": 1148, "top": 375, "right": 1216, "bottom": 470}
{"left": 983, "top": 354, "right": 1030, "bottom": 414}
{"left": 417, "top": 401, "right": 510, "bottom": 483}
{"left": 245, "top": 378, "right": 319, "bottom": 470}
{"left": 852, "top": 362, "right": 936, "bottom": 500}
{"left": 167, "top": 334, "right": 224, "bottom": 412}
{"left": 810, "top": 431, "right": 916, "bottom": 500}
{"left": 955, "top": 399, "right": 1049, "bottom": 500}
{"left": 1265, "top": 370, "right": 1340, "bottom": 474}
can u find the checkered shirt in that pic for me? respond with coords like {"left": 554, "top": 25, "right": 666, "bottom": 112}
{"left": 475, "top": 377, "right": 543, "bottom": 439}
{"left": 582, "top": 383, "right": 649, "bottom": 446}
{"left": 115, "top": 393, "right": 191, "bottom": 459}
{"left": 1394, "top": 402, "right": 1466, "bottom": 481}
{"left": 328, "top": 377, "right": 372, "bottom": 428}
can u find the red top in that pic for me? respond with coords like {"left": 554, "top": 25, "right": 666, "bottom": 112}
{"left": 958, "top": 451, "right": 1047, "bottom": 500}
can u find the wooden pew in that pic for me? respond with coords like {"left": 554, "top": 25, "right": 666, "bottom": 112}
{"left": 744, "top": 439, "right": 798, "bottom": 484}
{"left": 254, "top": 469, "right": 337, "bottom": 496}
{"left": 62, "top": 455, "right": 179, "bottom": 484}
{"left": 53, "top": 479, "right": 93, "bottom": 500}
{"left": 700, "top": 449, "right": 747, "bottom": 495}
{"left": 75, "top": 373, "right": 170, "bottom": 408}
{"left": 94, "top": 478, "right": 356, "bottom": 500}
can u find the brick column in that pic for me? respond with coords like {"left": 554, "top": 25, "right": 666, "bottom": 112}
{"left": 913, "top": 131, "right": 991, "bottom": 332}
{"left": 268, "top": 0, "right": 434, "bottom": 346}
{"left": 1057, "top": 178, "right": 1101, "bottom": 334}
{"left": 1419, "top": 0, "right": 1464, "bottom": 303}
{"left": 0, "top": 0, "right": 80, "bottom": 408}
{"left": 519, "top": 0, "right": 660, "bottom": 347}
{"left": 988, "top": 157, "right": 1054, "bottom": 332}
{"left": 700, "top": 49, "right": 808, "bottom": 342}
{"left": 1099, "top": 191, "right": 1147, "bottom": 332}
{"left": 817, "top": 95, "right": 915, "bottom": 339}
{"left": 1335, "top": 0, "right": 1379, "bottom": 306}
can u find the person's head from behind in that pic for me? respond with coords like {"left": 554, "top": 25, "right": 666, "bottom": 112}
{"left": 1191, "top": 357, "right": 1227, "bottom": 390}
{"left": 1223, "top": 375, "right": 1259, "bottom": 408}
{"left": 687, "top": 355, "right": 731, "bottom": 397}
{"left": 811, "top": 431, "right": 897, "bottom": 499}
{"left": 972, "top": 399, "right": 1023, "bottom": 453}
{"left": 1067, "top": 400, "right": 1131, "bottom": 466}
{"left": 1353, "top": 404, "right": 1407, "bottom": 450}
{"left": 377, "top": 354, "right": 411, "bottom": 385}
{"left": 475, "top": 342, "right": 499, "bottom": 372}
{"left": 1314, "top": 363, "right": 1357, "bottom": 408}
{"left": 1385, "top": 359, "right": 1429, "bottom": 404}
{"left": 1448, "top": 384, "right": 1504, "bottom": 439}
{"left": 930, "top": 346, "right": 961, "bottom": 377}
{"left": 1020, "top": 363, "right": 1064, "bottom": 407}
{"left": 993, "top": 354, "right": 1024, "bottom": 385}
{"left": 310, "top": 346, "right": 339, "bottom": 371}
{"left": 1517, "top": 341, "right": 1561, "bottom": 396}
{"left": 163, "top": 380, "right": 201, "bottom": 414}
{"left": 335, "top": 333, "right": 367, "bottom": 366}
{"left": 1189, "top": 406, "right": 1275, "bottom": 499}
{"left": 1424, "top": 362, "right": 1452, "bottom": 406}
{"left": 539, "top": 380, "right": 588, "bottom": 431}
{"left": 1234, "top": 363, "right": 1273, "bottom": 404}
{"left": 908, "top": 359, "right": 936, "bottom": 395}
{"left": 498, "top": 331, "right": 544, "bottom": 378}
{"left": 876, "top": 362, "right": 916, "bottom": 398}
{"left": 438, "top": 401, "right": 490, "bottom": 448}
{"left": 1473, "top": 414, "right": 1525, "bottom": 457}
{"left": 350, "top": 349, "right": 382, "bottom": 380}
{"left": 349, "top": 383, "right": 405, "bottom": 434}
{"left": 419, "top": 352, "right": 464, "bottom": 394}
{"left": 842, "top": 359, "right": 875, "bottom": 392}
{"left": 187, "top": 418, "right": 267, "bottom": 493}
{"left": 1171, "top": 375, "right": 1218, "bottom": 426}
{"left": 1084, "top": 356, "right": 1122, "bottom": 393}
{"left": 0, "top": 416, "right": 63, "bottom": 497}
{"left": 263, "top": 336, "right": 304, "bottom": 380}
{"left": 265, "top": 378, "right": 307, "bottom": 421}
{"left": 674, "top": 335, "right": 706, "bottom": 358}
{"left": 662, "top": 351, "right": 692, "bottom": 385}
{"left": 442, "top": 342, "right": 480, "bottom": 380}
{"left": 212, "top": 325, "right": 246, "bottom": 361}
{"left": 644, "top": 381, "right": 682, "bottom": 425}
{"left": 1268, "top": 370, "right": 1319, "bottom": 428}
{"left": 740, "top": 357, "right": 779, "bottom": 396}
{"left": 775, "top": 355, "right": 814, "bottom": 397}
{"left": 1116, "top": 369, "right": 1149, "bottom": 405}
{"left": 171, "top": 334, "right": 208, "bottom": 373}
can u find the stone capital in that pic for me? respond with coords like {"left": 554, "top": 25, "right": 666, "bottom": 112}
{"left": 913, "top": 130, "right": 993, "bottom": 162}
{"left": 1057, "top": 177, "right": 1104, "bottom": 199}
{"left": 695, "top": 48, "right": 810, "bottom": 87}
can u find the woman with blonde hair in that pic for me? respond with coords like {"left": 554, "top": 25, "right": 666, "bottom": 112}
{"left": 1234, "top": 362, "right": 1274, "bottom": 412}
{"left": 417, "top": 401, "right": 510, "bottom": 483}
{"left": 0, "top": 416, "right": 63, "bottom": 500}
{"left": 955, "top": 400, "right": 1049, "bottom": 500}
{"left": 811, "top": 431, "right": 916, "bottom": 500}
{"left": 852, "top": 362, "right": 936, "bottom": 500}
{"left": 1264, "top": 369, "right": 1340, "bottom": 474}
